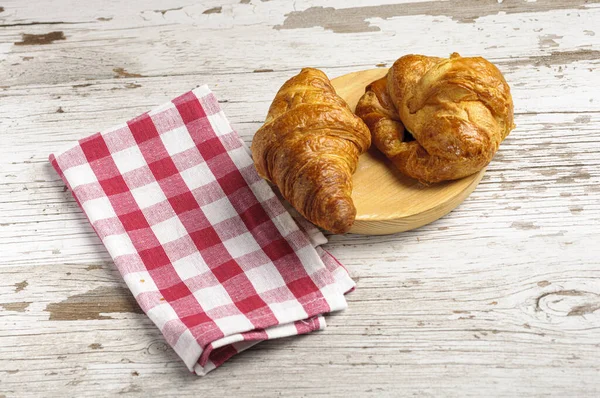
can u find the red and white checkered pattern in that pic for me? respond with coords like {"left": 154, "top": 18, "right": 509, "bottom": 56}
{"left": 49, "top": 86, "right": 355, "bottom": 376}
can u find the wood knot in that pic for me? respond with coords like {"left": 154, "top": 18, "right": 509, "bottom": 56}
{"left": 536, "top": 290, "right": 600, "bottom": 318}
{"left": 146, "top": 340, "right": 169, "bottom": 355}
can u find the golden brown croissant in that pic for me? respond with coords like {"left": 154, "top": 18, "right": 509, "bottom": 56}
{"left": 251, "top": 68, "right": 371, "bottom": 234}
{"left": 356, "top": 53, "right": 515, "bottom": 183}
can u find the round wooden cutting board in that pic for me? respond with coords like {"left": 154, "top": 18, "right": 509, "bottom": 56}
{"left": 331, "top": 69, "right": 486, "bottom": 235}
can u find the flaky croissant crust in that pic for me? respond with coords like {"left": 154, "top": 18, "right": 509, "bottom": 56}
{"left": 356, "top": 53, "right": 515, "bottom": 183}
{"left": 251, "top": 68, "right": 371, "bottom": 234}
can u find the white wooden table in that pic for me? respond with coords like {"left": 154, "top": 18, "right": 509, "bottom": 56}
{"left": 1, "top": 1, "right": 599, "bottom": 396}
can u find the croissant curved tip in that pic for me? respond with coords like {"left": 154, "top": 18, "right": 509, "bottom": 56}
{"left": 320, "top": 197, "right": 356, "bottom": 234}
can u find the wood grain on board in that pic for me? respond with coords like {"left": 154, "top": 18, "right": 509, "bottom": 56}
{"left": 1, "top": 0, "right": 599, "bottom": 396}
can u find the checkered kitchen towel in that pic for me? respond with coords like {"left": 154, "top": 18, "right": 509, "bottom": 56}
{"left": 49, "top": 86, "right": 354, "bottom": 376}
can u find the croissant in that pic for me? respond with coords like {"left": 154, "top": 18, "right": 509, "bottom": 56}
{"left": 251, "top": 68, "right": 371, "bottom": 234}
{"left": 356, "top": 53, "right": 515, "bottom": 183}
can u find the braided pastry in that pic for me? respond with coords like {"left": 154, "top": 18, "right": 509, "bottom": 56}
{"left": 356, "top": 53, "right": 515, "bottom": 183}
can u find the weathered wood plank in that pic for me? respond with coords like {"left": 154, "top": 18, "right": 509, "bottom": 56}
{"left": 0, "top": 0, "right": 599, "bottom": 85}
{"left": 1, "top": 0, "right": 599, "bottom": 396}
